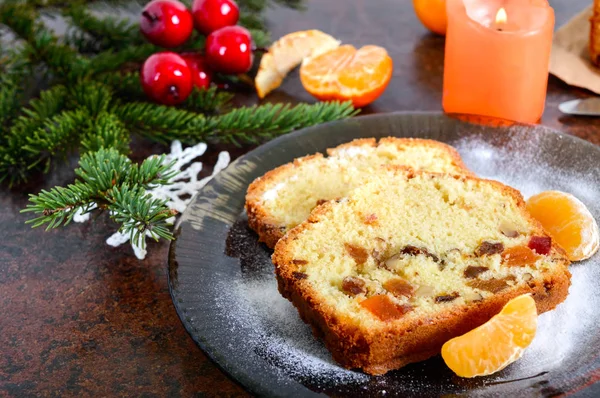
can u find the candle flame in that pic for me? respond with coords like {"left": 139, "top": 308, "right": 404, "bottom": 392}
{"left": 495, "top": 7, "right": 508, "bottom": 24}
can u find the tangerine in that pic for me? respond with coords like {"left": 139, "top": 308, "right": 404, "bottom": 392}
{"left": 299, "top": 45, "right": 393, "bottom": 108}
{"left": 254, "top": 30, "right": 340, "bottom": 99}
{"left": 526, "top": 191, "right": 599, "bottom": 261}
{"left": 413, "top": 0, "right": 447, "bottom": 36}
{"left": 442, "top": 294, "right": 537, "bottom": 378}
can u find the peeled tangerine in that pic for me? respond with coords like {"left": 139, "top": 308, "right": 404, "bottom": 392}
{"left": 299, "top": 45, "right": 393, "bottom": 108}
{"left": 442, "top": 294, "right": 537, "bottom": 378}
{"left": 526, "top": 191, "right": 599, "bottom": 261}
{"left": 254, "top": 30, "right": 340, "bottom": 98}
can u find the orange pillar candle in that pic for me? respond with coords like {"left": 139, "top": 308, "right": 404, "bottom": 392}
{"left": 443, "top": 0, "right": 554, "bottom": 124}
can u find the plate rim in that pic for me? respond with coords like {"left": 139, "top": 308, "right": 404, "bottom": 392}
{"left": 168, "top": 111, "right": 600, "bottom": 397}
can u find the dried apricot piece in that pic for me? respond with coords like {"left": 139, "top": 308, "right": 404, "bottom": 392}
{"left": 502, "top": 246, "right": 539, "bottom": 267}
{"left": 383, "top": 278, "right": 414, "bottom": 298}
{"left": 442, "top": 294, "right": 537, "bottom": 377}
{"left": 360, "top": 295, "right": 411, "bottom": 321}
{"left": 342, "top": 276, "right": 366, "bottom": 296}
{"left": 526, "top": 191, "right": 599, "bottom": 261}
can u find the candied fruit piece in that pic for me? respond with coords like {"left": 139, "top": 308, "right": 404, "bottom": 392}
{"left": 292, "top": 271, "right": 308, "bottom": 279}
{"left": 364, "top": 213, "right": 378, "bottom": 225}
{"left": 400, "top": 245, "right": 440, "bottom": 262}
{"left": 342, "top": 276, "right": 366, "bottom": 296}
{"left": 435, "top": 292, "right": 459, "bottom": 303}
{"left": 344, "top": 243, "right": 369, "bottom": 264}
{"left": 464, "top": 266, "right": 489, "bottom": 279}
{"left": 360, "top": 295, "right": 412, "bottom": 321}
{"left": 383, "top": 278, "right": 414, "bottom": 298}
{"left": 467, "top": 278, "right": 511, "bottom": 293}
{"left": 475, "top": 241, "right": 504, "bottom": 256}
{"left": 528, "top": 236, "right": 552, "bottom": 255}
{"left": 502, "top": 246, "right": 539, "bottom": 267}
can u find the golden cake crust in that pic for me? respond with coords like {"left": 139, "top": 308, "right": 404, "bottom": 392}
{"left": 272, "top": 169, "right": 571, "bottom": 375}
{"left": 246, "top": 137, "right": 472, "bottom": 248}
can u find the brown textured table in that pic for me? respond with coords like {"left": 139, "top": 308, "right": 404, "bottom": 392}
{"left": 1, "top": 0, "right": 597, "bottom": 396}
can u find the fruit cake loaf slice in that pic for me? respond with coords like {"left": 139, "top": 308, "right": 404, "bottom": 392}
{"left": 272, "top": 168, "right": 571, "bottom": 375}
{"left": 246, "top": 137, "right": 472, "bottom": 248}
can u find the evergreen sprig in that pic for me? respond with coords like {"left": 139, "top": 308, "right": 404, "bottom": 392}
{"left": 0, "top": 0, "right": 359, "bottom": 255}
{"left": 22, "top": 148, "right": 178, "bottom": 246}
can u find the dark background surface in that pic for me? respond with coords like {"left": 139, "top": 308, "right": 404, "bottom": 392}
{"left": 0, "top": 0, "right": 598, "bottom": 396}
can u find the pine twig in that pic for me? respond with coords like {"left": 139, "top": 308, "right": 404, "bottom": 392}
{"left": 114, "top": 100, "right": 358, "bottom": 145}
{"left": 22, "top": 148, "right": 178, "bottom": 246}
{"left": 64, "top": 5, "right": 143, "bottom": 52}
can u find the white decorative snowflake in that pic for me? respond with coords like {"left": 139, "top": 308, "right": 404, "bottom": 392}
{"left": 74, "top": 140, "right": 231, "bottom": 259}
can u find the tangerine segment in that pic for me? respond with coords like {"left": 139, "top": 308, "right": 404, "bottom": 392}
{"left": 441, "top": 294, "right": 537, "bottom": 378}
{"left": 254, "top": 30, "right": 340, "bottom": 98}
{"left": 300, "top": 45, "right": 393, "bottom": 108}
{"left": 526, "top": 191, "right": 599, "bottom": 261}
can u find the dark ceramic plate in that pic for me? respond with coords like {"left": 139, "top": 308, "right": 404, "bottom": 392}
{"left": 169, "top": 112, "right": 600, "bottom": 397}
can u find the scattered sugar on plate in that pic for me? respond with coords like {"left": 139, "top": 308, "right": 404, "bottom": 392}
{"left": 218, "top": 131, "right": 600, "bottom": 392}
{"left": 214, "top": 272, "right": 369, "bottom": 385}
{"left": 455, "top": 132, "right": 600, "bottom": 375}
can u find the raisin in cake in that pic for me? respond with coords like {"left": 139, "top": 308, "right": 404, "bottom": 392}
{"left": 272, "top": 168, "right": 571, "bottom": 375}
{"left": 246, "top": 138, "right": 472, "bottom": 248}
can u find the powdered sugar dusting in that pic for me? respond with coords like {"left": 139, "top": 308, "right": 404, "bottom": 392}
{"left": 335, "top": 146, "right": 369, "bottom": 158}
{"left": 262, "top": 182, "right": 286, "bottom": 201}
{"left": 455, "top": 132, "right": 600, "bottom": 375}
{"left": 214, "top": 269, "right": 368, "bottom": 385}
{"left": 217, "top": 130, "right": 600, "bottom": 394}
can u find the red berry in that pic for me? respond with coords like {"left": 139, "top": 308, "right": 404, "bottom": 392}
{"left": 141, "top": 52, "right": 193, "bottom": 105}
{"left": 205, "top": 26, "right": 253, "bottom": 75}
{"left": 140, "top": 0, "right": 193, "bottom": 48}
{"left": 528, "top": 235, "right": 552, "bottom": 255}
{"left": 191, "top": 0, "right": 239, "bottom": 34}
{"left": 181, "top": 53, "right": 212, "bottom": 89}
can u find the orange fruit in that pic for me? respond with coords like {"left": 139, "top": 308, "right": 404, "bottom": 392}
{"left": 299, "top": 45, "right": 393, "bottom": 108}
{"left": 413, "top": 0, "right": 447, "bottom": 36}
{"left": 254, "top": 30, "right": 340, "bottom": 99}
{"left": 442, "top": 294, "right": 537, "bottom": 378}
{"left": 526, "top": 191, "right": 599, "bottom": 261}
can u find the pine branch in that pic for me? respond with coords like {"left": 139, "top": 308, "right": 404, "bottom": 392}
{"left": 0, "top": 2, "right": 87, "bottom": 79}
{"left": 0, "top": 84, "right": 70, "bottom": 185}
{"left": 22, "top": 148, "right": 178, "bottom": 245}
{"left": 180, "top": 86, "right": 235, "bottom": 114}
{"left": 80, "top": 112, "right": 131, "bottom": 154}
{"left": 115, "top": 100, "right": 358, "bottom": 145}
{"left": 69, "top": 81, "right": 113, "bottom": 117}
{"left": 107, "top": 184, "right": 176, "bottom": 245}
{"left": 85, "top": 44, "right": 157, "bottom": 76}
{"left": 22, "top": 109, "right": 89, "bottom": 166}
{"left": 102, "top": 71, "right": 145, "bottom": 101}
{"left": 64, "top": 5, "right": 143, "bottom": 52}
{"left": 0, "top": 48, "right": 32, "bottom": 127}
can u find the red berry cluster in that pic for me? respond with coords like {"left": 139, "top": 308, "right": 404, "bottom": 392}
{"left": 139, "top": 0, "right": 253, "bottom": 105}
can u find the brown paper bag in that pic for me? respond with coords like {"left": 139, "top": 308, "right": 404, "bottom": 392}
{"left": 550, "top": 6, "right": 600, "bottom": 94}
